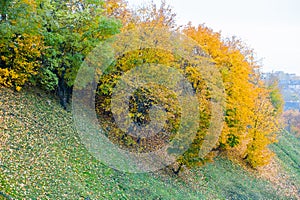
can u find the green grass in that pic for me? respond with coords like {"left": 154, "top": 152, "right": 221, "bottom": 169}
{"left": 1, "top": 87, "right": 299, "bottom": 199}
{"left": 271, "top": 130, "right": 300, "bottom": 187}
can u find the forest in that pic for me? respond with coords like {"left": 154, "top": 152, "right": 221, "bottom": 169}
{"left": 1, "top": 0, "right": 299, "bottom": 199}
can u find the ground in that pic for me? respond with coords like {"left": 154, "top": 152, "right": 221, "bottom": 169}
{"left": 0, "top": 86, "right": 299, "bottom": 199}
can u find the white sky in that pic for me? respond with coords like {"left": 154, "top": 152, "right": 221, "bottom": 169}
{"left": 126, "top": 0, "right": 300, "bottom": 75}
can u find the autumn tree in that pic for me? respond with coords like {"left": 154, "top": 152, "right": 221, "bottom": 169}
{"left": 183, "top": 24, "right": 283, "bottom": 168}
{"left": 183, "top": 24, "right": 255, "bottom": 155}
{"left": 93, "top": 1, "right": 226, "bottom": 174}
{"left": 104, "top": 0, "right": 131, "bottom": 26}
{"left": 129, "top": 0, "right": 177, "bottom": 29}
{"left": 94, "top": 1, "right": 283, "bottom": 172}
{"left": 0, "top": 0, "right": 121, "bottom": 106}
{"left": 243, "top": 76, "right": 282, "bottom": 167}
{"left": 95, "top": 1, "right": 182, "bottom": 152}
{"left": 0, "top": 0, "right": 284, "bottom": 172}
{"left": 0, "top": 0, "right": 44, "bottom": 91}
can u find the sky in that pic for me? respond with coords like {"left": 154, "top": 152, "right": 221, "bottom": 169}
{"left": 126, "top": 0, "right": 300, "bottom": 75}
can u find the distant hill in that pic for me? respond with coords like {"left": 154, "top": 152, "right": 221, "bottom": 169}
{"left": 263, "top": 71, "right": 300, "bottom": 110}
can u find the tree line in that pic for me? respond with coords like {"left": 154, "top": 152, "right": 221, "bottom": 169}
{"left": 0, "top": 0, "right": 284, "bottom": 171}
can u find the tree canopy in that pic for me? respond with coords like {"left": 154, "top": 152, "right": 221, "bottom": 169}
{"left": 0, "top": 0, "right": 283, "bottom": 171}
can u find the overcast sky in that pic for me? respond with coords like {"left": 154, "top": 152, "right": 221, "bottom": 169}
{"left": 127, "top": 0, "right": 300, "bottom": 75}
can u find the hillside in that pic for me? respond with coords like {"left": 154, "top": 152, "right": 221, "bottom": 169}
{"left": 0, "top": 87, "right": 299, "bottom": 199}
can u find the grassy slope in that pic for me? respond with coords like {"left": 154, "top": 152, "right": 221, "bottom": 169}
{"left": 0, "top": 87, "right": 299, "bottom": 199}
{"left": 271, "top": 131, "right": 300, "bottom": 190}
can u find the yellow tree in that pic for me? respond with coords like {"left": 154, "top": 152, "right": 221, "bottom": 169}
{"left": 104, "top": 0, "right": 131, "bottom": 26}
{"left": 244, "top": 77, "right": 283, "bottom": 168}
{"left": 183, "top": 24, "right": 256, "bottom": 150}
{"left": 95, "top": 1, "right": 282, "bottom": 171}
{"left": 95, "top": 2, "right": 221, "bottom": 173}
{"left": 183, "top": 24, "right": 283, "bottom": 168}
{"left": 96, "top": 1, "right": 180, "bottom": 151}
{"left": 0, "top": 0, "right": 44, "bottom": 91}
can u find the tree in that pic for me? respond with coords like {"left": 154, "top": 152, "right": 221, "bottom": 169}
{"left": 129, "top": 0, "right": 177, "bottom": 29}
{"left": 0, "top": 0, "right": 44, "bottom": 91}
{"left": 243, "top": 77, "right": 282, "bottom": 168}
{"left": 95, "top": 3, "right": 282, "bottom": 172}
{"left": 0, "top": 0, "right": 122, "bottom": 103}
{"left": 93, "top": 2, "right": 226, "bottom": 173}
{"left": 183, "top": 25, "right": 254, "bottom": 153}
{"left": 95, "top": 1, "right": 182, "bottom": 153}
{"left": 183, "top": 24, "right": 283, "bottom": 169}
{"left": 36, "top": 0, "right": 121, "bottom": 108}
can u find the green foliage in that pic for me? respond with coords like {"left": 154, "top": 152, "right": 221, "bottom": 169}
{"left": 264, "top": 76, "right": 284, "bottom": 114}
{"left": 40, "top": 0, "right": 121, "bottom": 86}
{"left": 36, "top": 68, "right": 59, "bottom": 91}
{"left": 0, "top": 0, "right": 122, "bottom": 107}
{"left": 269, "top": 86, "right": 284, "bottom": 114}
{"left": 28, "top": 0, "right": 121, "bottom": 109}
{"left": 0, "top": 0, "right": 44, "bottom": 90}
{"left": 227, "top": 134, "right": 240, "bottom": 147}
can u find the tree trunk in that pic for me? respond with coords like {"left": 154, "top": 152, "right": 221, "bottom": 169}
{"left": 172, "top": 162, "right": 183, "bottom": 175}
{"left": 58, "top": 77, "right": 70, "bottom": 110}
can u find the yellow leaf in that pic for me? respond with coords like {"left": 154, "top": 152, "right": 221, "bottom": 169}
{"left": 15, "top": 86, "right": 22, "bottom": 91}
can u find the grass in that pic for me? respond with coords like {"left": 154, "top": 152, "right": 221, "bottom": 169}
{"left": 271, "top": 130, "right": 300, "bottom": 188}
{"left": 0, "top": 87, "right": 299, "bottom": 199}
